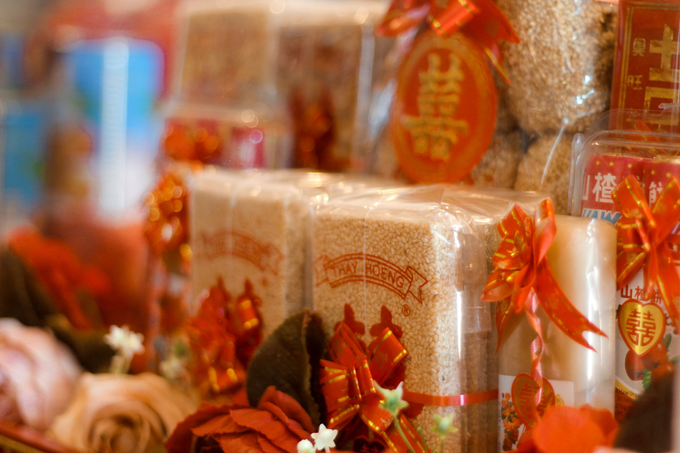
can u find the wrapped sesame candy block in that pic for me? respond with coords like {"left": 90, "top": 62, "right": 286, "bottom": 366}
{"left": 176, "top": 0, "right": 394, "bottom": 172}
{"left": 190, "top": 169, "right": 390, "bottom": 339}
{"left": 312, "top": 186, "right": 546, "bottom": 453}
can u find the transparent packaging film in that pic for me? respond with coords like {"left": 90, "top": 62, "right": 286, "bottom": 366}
{"left": 569, "top": 109, "right": 680, "bottom": 420}
{"left": 189, "top": 169, "right": 391, "bottom": 339}
{"left": 497, "top": 216, "right": 617, "bottom": 450}
{"left": 174, "top": 0, "right": 395, "bottom": 172}
{"left": 312, "top": 186, "right": 547, "bottom": 453}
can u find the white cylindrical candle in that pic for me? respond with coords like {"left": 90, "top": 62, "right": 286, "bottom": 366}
{"left": 498, "top": 216, "right": 616, "bottom": 451}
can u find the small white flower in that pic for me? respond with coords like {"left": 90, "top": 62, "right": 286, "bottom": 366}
{"left": 374, "top": 380, "right": 409, "bottom": 415}
{"left": 311, "top": 424, "right": 337, "bottom": 453}
{"left": 159, "top": 355, "right": 184, "bottom": 381}
{"left": 297, "top": 439, "right": 315, "bottom": 453}
{"left": 433, "top": 413, "right": 457, "bottom": 436}
{"left": 104, "top": 325, "right": 144, "bottom": 359}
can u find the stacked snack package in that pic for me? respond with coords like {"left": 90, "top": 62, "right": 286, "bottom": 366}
{"left": 312, "top": 186, "right": 616, "bottom": 453}
{"left": 175, "top": 0, "right": 394, "bottom": 172}
{"left": 571, "top": 109, "right": 680, "bottom": 422}
{"left": 190, "top": 169, "right": 390, "bottom": 340}
{"left": 500, "top": 0, "right": 617, "bottom": 212}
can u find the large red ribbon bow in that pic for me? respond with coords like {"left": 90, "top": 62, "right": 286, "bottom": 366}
{"left": 185, "top": 280, "right": 262, "bottom": 396}
{"left": 481, "top": 200, "right": 606, "bottom": 421}
{"left": 376, "top": 0, "right": 519, "bottom": 83}
{"left": 612, "top": 175, "right": 680, "bottom": 332}
{"left": 320, "top": 323, "right": 426, "bottom": 453}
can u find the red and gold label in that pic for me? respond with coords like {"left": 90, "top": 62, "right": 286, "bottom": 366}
{"left": 391, "top": 31, "right": 496, "bottom": 183}
{"left": 510, "top": 374, "right": 555, "bottom": 429}
{"left": 618, "top": 299, "right": 666, "bottom": 356}
{"left": 611, "top": 0, "right": 680, "bottom": 131}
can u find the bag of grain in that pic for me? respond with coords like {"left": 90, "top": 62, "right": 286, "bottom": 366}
{"left": 312, "top": 185, "right": 547, "bottom": 453}
{"left": 190, "top": 169, "right": 391, "bottom": 339}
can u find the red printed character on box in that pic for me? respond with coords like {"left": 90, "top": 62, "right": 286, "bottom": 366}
{"left": 611, "top": 0, "right": 680, "bottom": 132}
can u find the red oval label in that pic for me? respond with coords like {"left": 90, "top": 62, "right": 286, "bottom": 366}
{"left": 391, "top": 31, "right": 497, "bottom": 183}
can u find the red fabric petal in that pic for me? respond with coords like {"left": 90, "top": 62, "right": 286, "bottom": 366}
{"left": 215, "top": 432, "right": 262, "bottom": 453}
{"left": 165, "top": 403, "right": 235, "bottom": 453}
{"left": 533, "top": 406, "right": 605, "bottom": 453}
{"left": 229, "top": 408, "right": 301, "bottom": 453}
{"left": 191, "top": 414, "right": 249, "bottom": 437}
{"left": 258, "top": 386, "right": 315, "bottom": 433}
{"left": 258, "top": 402, "right": 310, "bottom": 440}
{"left": 257, "top": 434, "right": 289, "bottom": 453}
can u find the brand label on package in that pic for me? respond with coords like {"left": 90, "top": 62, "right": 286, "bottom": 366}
{"left": 498, "top": 375, "right": 574, "bottom": 452}
{"left": 580, "top": 154, "right": 645, "bottom": 224}
{"left": 615, "top": 272, "right": 679, "bottom": 420}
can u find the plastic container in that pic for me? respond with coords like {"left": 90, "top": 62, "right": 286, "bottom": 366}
{"left": 570, "top": 108, "right": 680, "bottom": 421}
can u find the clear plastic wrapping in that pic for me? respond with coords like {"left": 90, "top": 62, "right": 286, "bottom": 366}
{"left": 174, "top": 0, "right": 395, "bottom": 171}
{"left": 496, "top": 0, "right": 617, "bottom": 135}
{"left": 569, "top": 109, "right": 680, "bottom": 420}
{"left": 312, "top": 186, "right": 547, "bottom": 453}
{"left": 190, "top": 169, "right": 391, "bottom": 339}
{"left": 498, "top": 216, "right": 616, "bottom": 450}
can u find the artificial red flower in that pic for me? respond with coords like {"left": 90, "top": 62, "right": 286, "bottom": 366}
{"left": 513, "top": 405, "right": 618, "bottom": 453}
{"left": 166, "top": 386, "right": 345, "bottom": 453}
{"left": 9, "top": 229, "right": 110, "bottom": 331}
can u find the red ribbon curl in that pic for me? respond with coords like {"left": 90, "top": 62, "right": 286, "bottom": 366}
{"left": 481, "top": 200, "right": 606, "bottom": 424}
{"left": 612, "top": 175, "right": 680, "bottom": 332}
{"left": 376, "top": 0, "right": 519, "bottom": 83}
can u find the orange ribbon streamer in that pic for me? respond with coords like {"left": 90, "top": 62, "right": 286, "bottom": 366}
{"left": 185, "top": 280, "right": 262, "bottom": 396}
{"left": 144, "top": 172, "right": 191, "bottom": 266}
{"left": 320, "top": 323, "right": 498, "bottom": 452}
{"left": 611, "top": 175, "right": 680, "bottom": 332}
{"left": 376, "top": 0, "right": 519, "bottom": 83}
{"left": 481, "top": 200, "right": 606, "bottom": 423}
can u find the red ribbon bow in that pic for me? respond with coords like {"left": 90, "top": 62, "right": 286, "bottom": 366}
{"left": 376, "top": 0, "right": 519, "bottom": 83}
{"left": 185, "top": 280, "right": 262, "bottom": 396}
{"left": 481, "top": 200, "right": 606, "bottom": 422}
{"left": 612, "top": 175, "right": 680, "bottom": 332}
{"left": 320, "top": 323, "right": 426, "bottom": 453}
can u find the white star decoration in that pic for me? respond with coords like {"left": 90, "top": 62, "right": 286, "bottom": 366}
{"left": 311, "top": 424, "right": 338, "bottom": 453}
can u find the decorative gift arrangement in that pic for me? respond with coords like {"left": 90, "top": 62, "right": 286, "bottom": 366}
{"left": 3, "top": 1, "right": 680, "bottom": 453}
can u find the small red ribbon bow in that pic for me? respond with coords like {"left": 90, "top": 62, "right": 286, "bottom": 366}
{"left": 481, "top": 200, "right": 606, "bottom": 422}
{"left": 185, "top": 280, "right": 262, "bottom": 396}
{"left": 320, "top": 323, "right": 426, "bottom": 453}
{"left": 144, "top": 172, "right": 191, "bottom": 266}
{"left": 612, "top": 175, "right": 680, "bottom": 332}
{"left": 376, "top": 0, "right": 519, "bottom": 83}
